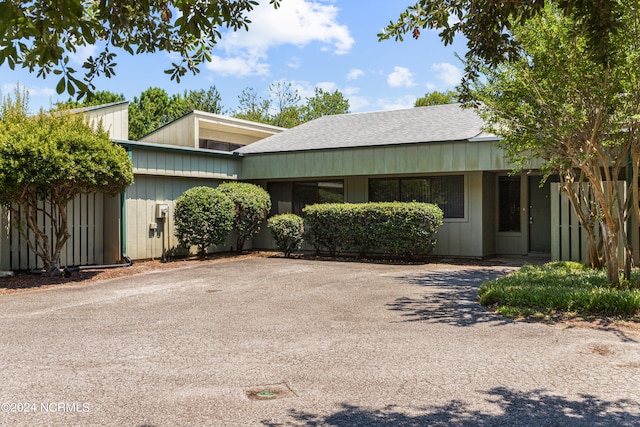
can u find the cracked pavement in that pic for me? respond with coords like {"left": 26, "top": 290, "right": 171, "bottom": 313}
{"left": 0, "top": 256, "right": 639, "bottom": 426}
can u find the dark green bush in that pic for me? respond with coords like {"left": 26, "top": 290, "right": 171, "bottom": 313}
{"left": 267, "top": 214, "right": 304, "bottom": 257}
{"left": 302, "top": 202, "right": 443, "bottom": 257}
{"left": 174, "top": 186, "right": 235, "bottom": 256}
{"left": 217, "top": 181, "right": 272, "bottom": 252}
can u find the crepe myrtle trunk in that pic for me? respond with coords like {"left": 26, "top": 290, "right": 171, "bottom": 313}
{"left": 10, "top": 192, "right": 73, "bottom": 276}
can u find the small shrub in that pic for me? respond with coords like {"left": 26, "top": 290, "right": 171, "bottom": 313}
{"left": 268, "top": 214, "right": 304, "bottom": 257}
{"left": 217, "top": 181, "right": 272, "bottom": 252}
{"left": 174, "top": 186, "right": 235, "bottom": 256}
{"left": 302, "top": 202, "right": 443, "bottom": 257}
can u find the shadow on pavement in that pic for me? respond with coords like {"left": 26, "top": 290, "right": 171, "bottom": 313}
{"left": 263, "top": 387, "right": 640, "bottom": 426}
{"left": 387, "top": 268, "right": 513, "bottom": 327}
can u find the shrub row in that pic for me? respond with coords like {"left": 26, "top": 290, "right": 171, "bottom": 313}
{"left": 302, "top": 202, "right": 444, "bottom": 257}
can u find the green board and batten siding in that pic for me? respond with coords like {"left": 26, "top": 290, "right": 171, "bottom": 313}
{"left": 239, "top": 140, "right": 512, "bottom": 180}
{"left": 243, "top": 140, "right": 512, "bottom": 259}
{"left": 118, "top": 142, "right": 242, "bottom": 260}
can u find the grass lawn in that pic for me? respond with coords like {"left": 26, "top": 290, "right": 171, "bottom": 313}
{"left": 479, "top": 261, "right": 640, "bottom": 320}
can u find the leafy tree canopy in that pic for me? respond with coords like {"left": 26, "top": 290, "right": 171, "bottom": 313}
{"left": 59, "top": 90, "right": 126, "bottom": 109}
{"left": 380, "top": 0, "right": 623, "bottom": 100}
{"left": 473, "top": 3, "right": 640, "bottom": 285}
{"left": 128, "top": 85, "right": 224, "bottom": 140}
{"left": 233, "top": 84, "right": 350, "bottom": 128}
{"left": 302, "top": 87, "right": 350, "bottom": 122}
{"left": 415, "top": 90, "right": 457, "bottom": 107}
{"left": 0, "top": 0, "right": 280, "bottom": 98}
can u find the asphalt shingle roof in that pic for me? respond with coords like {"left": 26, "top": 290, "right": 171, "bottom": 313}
{"left": 235, "top": 104, "right": 488, "bottom": 154}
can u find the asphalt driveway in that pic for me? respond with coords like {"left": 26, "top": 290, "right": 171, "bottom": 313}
{"left": 0, "top": 256, "right": 639, "bottom": 426}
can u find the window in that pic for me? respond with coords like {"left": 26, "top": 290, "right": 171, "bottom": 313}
{"left": 267, "top": 181, "right": 344, "bottom": 216}
{"left": 368, "top": 175, "right": 465, "bottom": 218}
{"left": 498, "top": 176, "right": 521, "bottom": 232}
{"left": 199, "top": 139, "right": 243, "bottom": 151}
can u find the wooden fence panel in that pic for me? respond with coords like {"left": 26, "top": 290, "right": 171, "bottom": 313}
{"left": 0, "top": 193, "right": 104, "bottom": 271}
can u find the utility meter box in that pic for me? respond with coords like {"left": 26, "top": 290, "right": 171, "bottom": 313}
{"left": 156, "top": 204, "right": 169, "bottom": 219}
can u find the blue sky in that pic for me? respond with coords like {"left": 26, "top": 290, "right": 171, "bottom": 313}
{"left": 0, "top": 0, "right": 468, "bottom": 114}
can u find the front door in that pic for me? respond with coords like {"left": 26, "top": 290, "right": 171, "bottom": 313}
{"left": 528, "top": 176, "right": 551, "bottom": 254}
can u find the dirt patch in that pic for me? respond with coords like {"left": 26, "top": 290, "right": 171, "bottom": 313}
{"left": 0, "top": 251, "right": 277, "bottom": 295}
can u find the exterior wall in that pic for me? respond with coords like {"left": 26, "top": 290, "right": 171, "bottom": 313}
{"left": 129, "top": 143, "right": 240, "bottom": 180}
{"left": 85, "top": 103, "right": 129, "bottom": 140}
{"left": 251, "top": 172, "right": 490, "bottom": 258}
{"left": 140, "top": 113, "right": 284, "bottom": 148}
{"left": 125, "top": 175, "right": 231, "bottom": 261}
{"left": 141, "top": 115, "right": 196, "bottom": 147}
{"left": 240, "top": 140, "right": 520, "bottom": 180}
{"left": 432, "top": 172, "right": 485, "bottom": 257}
{"left": 120, "top": 143, "right": 242, "bottom": 261}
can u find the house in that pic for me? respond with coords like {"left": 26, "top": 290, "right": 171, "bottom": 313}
{"left": 0, "top": 102, "right": 609, "bottom": 270}
{"left": 236, "top": 104, "right": 550, "bottom": 258}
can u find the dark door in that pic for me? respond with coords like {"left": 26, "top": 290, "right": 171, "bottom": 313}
{"left": 528, "top": 176, "right": 551, "bottom": 253}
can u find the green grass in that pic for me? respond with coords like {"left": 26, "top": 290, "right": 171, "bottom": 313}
{"left": 479, "top": 262, "right": 640, "bottom": 319}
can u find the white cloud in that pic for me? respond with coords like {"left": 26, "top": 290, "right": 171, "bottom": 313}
{"left": 425, "top": 82, "right": 437, "bottom": 91}
{"left": 316, "top": 81, "right": 338, "bottom": 92}
{"left": 68, "top": 44, "right": 98, "bottom": 65}
{"left": 208, "top": 0, "right": 354, "bottom": 77}
{"left": 348, "top": 96, "right": 369, "bottom": 112}
{"left": 207, "top": 51, "right": 270, "bottom": 77}
{"left": 432, "top": 62, "right": 463, "bottom": 86}
{"left": 387, "top": 66, "right": 416, "bottom": 88}
{"left": 347, "top": 68, "right": 364, "bottom": 81}
{"left": 2, "top": 83, "right": 55, "bottom": 99}
{"left": 377, "top": 95, "right": 417, "bottom": 111}
{"left": 287, "top": 57, "right": 301, "bottom": 69}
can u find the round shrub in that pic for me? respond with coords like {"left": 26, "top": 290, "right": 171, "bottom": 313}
{"left": 174, "top": 186, "right": 235, "bottom": 256}
{"left": 217, "top": 181, "right": 272, "bottom": 252}
{"left": 267, "top": 214, "right": 304, "bottom": 257}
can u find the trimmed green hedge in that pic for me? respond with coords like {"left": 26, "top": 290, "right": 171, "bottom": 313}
{"left": 302, "top": 202, "right": 443, "bottom": 257}
{"left": 268, "top": 213, "right": 304, "bottom": 257}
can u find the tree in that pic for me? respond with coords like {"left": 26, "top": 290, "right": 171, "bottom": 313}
{"left": 58, "top": 91, "right": 126, "bottom": 109}
{"left": 170, "top": 86, "right": 224, "bottom": 119}
{"left": 473, "top": 4, "right": 640, "bottom": 286}
{"left": 380, "top": 1, "right": 623, "bottom": 100}
{"left": 0, "top": 1, "right": 281, "bottom": 97}
{"left": 233, "top": 87, "right": 272, "bottom": 124}
{"left": 302, "top": 88, "right": 350, "bottom": 122}
{"left": 129, "top": 87, "right": 172, "bottom": 140}
{"left": 0, "top": 88, "right": 134, "bottom": 275}
{"left": 217, "top": 182, "right": 272, "bottom": 252}
{"left": 174, "top": 187, "right": 235, "bottom": 257}
{"left": 415, "top": 90, "right": 457, "bottom": 107}
{"left": 268, "top": 81, "right": 303, "bottom": 128}
{"left": 233, "top": 84, "right": 350, "bottom": 128}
